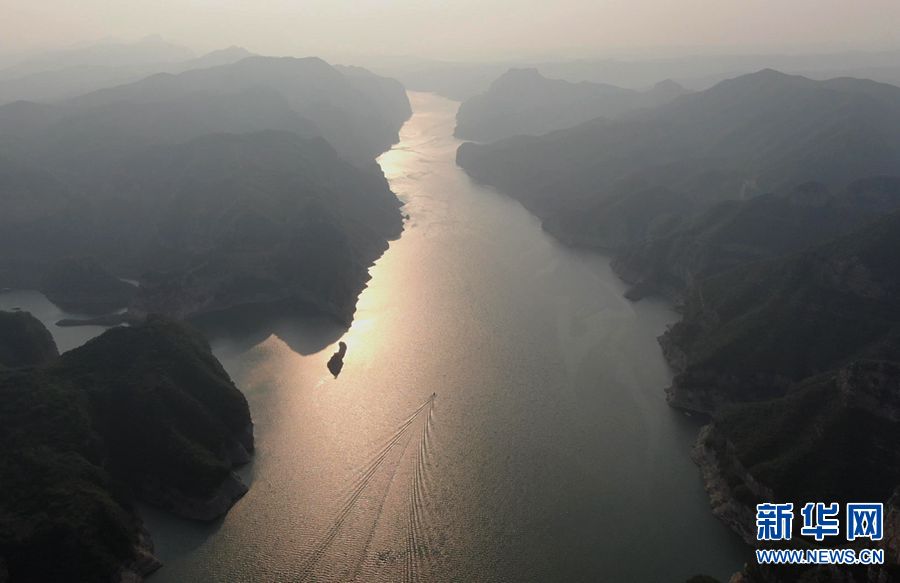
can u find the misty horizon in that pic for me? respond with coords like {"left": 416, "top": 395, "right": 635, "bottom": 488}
{"left": 4, "top": 1, "right": 900, "bottom": 62}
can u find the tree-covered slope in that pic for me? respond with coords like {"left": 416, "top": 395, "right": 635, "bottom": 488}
{"left": 0, "top": 313, "right": 254, "bottom": 582}
{"left": 0, "top": 368, "right": 147, "bottom": 583}
{"left": 118, "top": 131, "right": 403, "bottom": 322}
{"left": 0, "top": 130, "right": 403, "bottom": 322}
{"left": 662, "top": 210, "right": 900, "bottom": 412}
{"left": 55, "top": 316, "right": 254, "bottom": 505}
{"left": 613, "top": 177, "right": 900, "bottom": 301}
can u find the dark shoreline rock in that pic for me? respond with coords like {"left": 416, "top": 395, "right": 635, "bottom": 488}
{"left": 135, "top": 419, "right": 254, "bottom": 522}
{"left": 115, "top": 525, "right": 162, "bottom": 583}
{"left": 138, "top": 471, "right": 249, "bottom": 523}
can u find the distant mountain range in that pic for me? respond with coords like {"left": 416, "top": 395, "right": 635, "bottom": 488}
{"left": 0, "top": 55, "right": 411, "bottom": 323}
{"left": 454, "top": 68, "right": 689, "bottom": 142}
{"left": 458, "top": 69, "right": 900, "bottom": 250}
{"left": 0, "top": 35, "right": 194, "bottom": 78}
{"left": 367, "top": 49, "right": 900, "bottom": 100}
{"left": 0, "top": 37, "right": 255, "bottom": 105}
{"left": 60, "top": 55, "right": 411, "bottom": 164}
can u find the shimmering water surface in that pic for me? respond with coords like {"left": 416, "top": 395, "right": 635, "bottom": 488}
{"left": 4, "top": 92, "right": 747, "bottom": 582}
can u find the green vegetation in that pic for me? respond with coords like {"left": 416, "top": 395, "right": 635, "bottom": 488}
{"left": 122, "top": 130, "right": 403, "bottom": 322}
{"left": 716, "top": 361, "right": 900, "bottom": 503}
{"left": 0, "top": 313, "right": 252, "bottom": 581}
{"left": 647, "top": 190, "right": 900, "bottom": 582}
{"left": 0, "top": 368, "right": 140, "bottom": 583}
{"left": 613, "top": 177, "right": 900, "bottom": 301}
{"left": 666, "top": 210, "right": 900, "bottom": 407}
{"left": 55, "top": 316, "right": 252, "bottom": 497}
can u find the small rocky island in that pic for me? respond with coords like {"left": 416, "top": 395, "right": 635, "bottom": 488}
{"left": 0, "top": 311, "right": 253, "bottom": 582}
{"left": 327, "top": 341, "right": 348, "bottom": 377}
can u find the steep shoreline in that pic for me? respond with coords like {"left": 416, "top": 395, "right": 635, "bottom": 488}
{"left": 457, "top": 132, "right": 900, "bottom": 582}
{"left": 692, "top": 425, "right": 770, "bottom": 546}
{"left": 138, "top": 419, "right": 255, "bottom": 523}
{"left": 50, "top": 157, "right": 404, "bottom": 330}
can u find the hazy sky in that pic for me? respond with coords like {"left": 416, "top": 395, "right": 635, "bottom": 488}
{"left": 3, "top": 0, "right": 900, "bottom": 60}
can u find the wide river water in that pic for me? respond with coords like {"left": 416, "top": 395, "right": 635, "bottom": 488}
{"left": 0, "top": 92, "right": 747, "bottom": 582}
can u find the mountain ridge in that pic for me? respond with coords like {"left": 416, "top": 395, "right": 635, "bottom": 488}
{"left": 454, "top": 67, "right": 689, "bottom": 142}
{"left": 457, "top": 69, "right": 900, "bottom": 252}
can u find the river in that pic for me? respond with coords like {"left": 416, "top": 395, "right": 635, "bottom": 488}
{"left": 0, "top": 91, "right": 747, "bottom": 582}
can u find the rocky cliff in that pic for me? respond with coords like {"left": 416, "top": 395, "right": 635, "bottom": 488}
{"left": 693, "top": 361, "right": 900, "bottom": 582}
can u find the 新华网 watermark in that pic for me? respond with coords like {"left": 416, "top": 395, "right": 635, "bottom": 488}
{"left": 754, "top": 502, "right": 885, "bottom": 565}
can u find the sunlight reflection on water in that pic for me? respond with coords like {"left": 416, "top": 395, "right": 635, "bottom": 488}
{"left": 42, "top": 91, "right": 749, "bottom": 582}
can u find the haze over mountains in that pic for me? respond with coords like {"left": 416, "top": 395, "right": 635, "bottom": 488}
{"left": 4, "top": 24, "right": 900, "bottom": 582}
{"left": 1, "top": 36, "right": 193, "bottom": 76}
{"left": 371, "top": 48, "right": 900, "bottom": 101}
{"left": 0, "top": 43, "right": 412, "bottom": 583}
{"left": 0, "top": 36, "right": 255, "bottom": 104}
{"left": 455, "top": 68, "right": 688, "bottom": 142}
{"left": 5, "top": 55, "right": 409, "bottom": 164}
{"left": 458, "top": 69, "right": 900, "bottom": 249}
{"left": 0, "top": 54, "right": 410, "bottom": 326}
